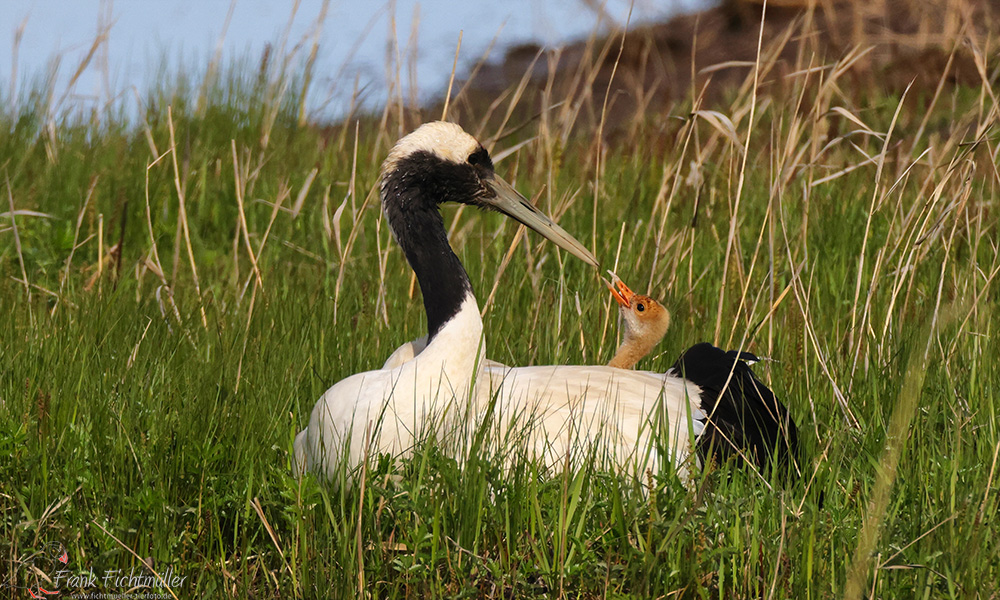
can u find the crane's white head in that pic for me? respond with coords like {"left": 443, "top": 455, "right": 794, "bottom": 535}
{"left": 379, "top": 121, "right": 599, "bottom": 267}
{"left": 381, "top": 121, "right": 481, "bottom": 174}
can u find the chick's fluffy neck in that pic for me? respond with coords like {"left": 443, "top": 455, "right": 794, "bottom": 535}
{"left": 608, "top": 328, "right": 661, "bottom": 369}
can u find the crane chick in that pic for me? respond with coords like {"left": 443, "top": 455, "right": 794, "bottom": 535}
{"left": 606, "top": 272, "right": 670, "bottom": 369}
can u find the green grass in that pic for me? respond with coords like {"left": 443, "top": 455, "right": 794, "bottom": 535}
{"left": 2, "top": 30, "right": 1000, "bottom": 599}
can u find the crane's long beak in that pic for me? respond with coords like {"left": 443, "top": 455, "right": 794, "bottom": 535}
{"left": 485, "top": 175, "right": 599, "bottom": 267}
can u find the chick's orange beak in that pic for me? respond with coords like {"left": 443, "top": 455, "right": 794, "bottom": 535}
{"left": 603, "top": 271, "right": 635, "bottom": 308}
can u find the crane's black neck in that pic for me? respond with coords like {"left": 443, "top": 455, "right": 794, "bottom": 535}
{"left": 381, "top": 154, "right": 478, "bottom": 341}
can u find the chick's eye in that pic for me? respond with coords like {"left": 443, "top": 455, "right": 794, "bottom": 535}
{"left": 636, "top": 303, "right": 645, "bottom": 312}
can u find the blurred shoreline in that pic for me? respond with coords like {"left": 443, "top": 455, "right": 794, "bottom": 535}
{"left": 430, "top": 0, "right": 991, "bottom": 135}
{"left": 4, "top": 0, "right": 994, "bottom": 132}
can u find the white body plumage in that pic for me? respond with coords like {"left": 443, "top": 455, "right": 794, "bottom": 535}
{"left": 479, "top": 364, "right": 706, "bottom": 478}
{"left": 294, "top": 295, "right": 483, "bottom": 477}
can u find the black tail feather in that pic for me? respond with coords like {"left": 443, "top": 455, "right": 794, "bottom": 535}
{"left": 671, "top": 342, "right": 800, "bottom": 478}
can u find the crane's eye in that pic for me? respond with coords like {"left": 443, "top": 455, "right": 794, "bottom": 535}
{"left": 467, "top": 146, "right": 492, "bottom": 169}
{"left": 636, "top": 303, "right": 645, "bottom": 312}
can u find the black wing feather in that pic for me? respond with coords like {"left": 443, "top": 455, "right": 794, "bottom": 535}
{"left": 672, "top": 342, "right": 799, "bottom": 477}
